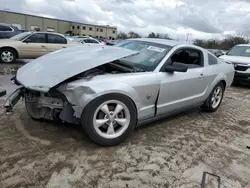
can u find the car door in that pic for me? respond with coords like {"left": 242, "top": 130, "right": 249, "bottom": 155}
{"left": 156, "top": 48, "right": 210, "bottom": 115}
{"left": 19, "top": 33, "right": 48, "bottom": 58}
{"left": 47, "top": 34, "right": 68, "bottom": 53}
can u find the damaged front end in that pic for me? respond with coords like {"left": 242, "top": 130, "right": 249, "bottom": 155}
{"left": 4, "top": 87, "right": 25, "bottom": 114}
{"left": 4, "top": 84, "right": 79, "bottom": 123}
{"left": 4, "top": 61, "right": 131, "bottom": 123}
{"left": 3, "top": 45, "right": 139, "bottom": 122}
{"left": 3, "top": 75, "right": 70, "bottom": 121}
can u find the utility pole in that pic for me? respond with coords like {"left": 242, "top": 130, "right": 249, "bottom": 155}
{"left": 186, "top": 33, "right": 192, "bottom": 44}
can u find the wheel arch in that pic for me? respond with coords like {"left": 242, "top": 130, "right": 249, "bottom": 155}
{"left": 210, "top": 73, "right": 227, "bottom": 91}
{"left": 82, "top": 92, "right": 138, "bottom": 119}
{"left": 0, "top": 46, "right": 19, "bottom": 59}
{"left": 220, "top": 80, "right": 226, "bottom": 90}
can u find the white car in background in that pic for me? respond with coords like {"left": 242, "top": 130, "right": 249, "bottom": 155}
{"left": 219, "top": 44, "right": 250, "bottom": 83}
{"left": 72, "top": 37, "right": 104, "bottom": 45}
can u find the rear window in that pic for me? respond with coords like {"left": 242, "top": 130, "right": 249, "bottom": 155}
{"left": 48, "top": 34, "right": 67, "bottom": 44}
{"left": 0, "top": 25, "right": 12, "bottom": 32}
{"left": 208, "top": 53, "right": 218, "bottom": 65}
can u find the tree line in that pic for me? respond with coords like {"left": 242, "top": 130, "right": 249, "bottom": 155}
{"left": 116, "top": 31, "right": 249, "bottom": 50}
{"left": 193, "top": 37, "right": 249, "bottom": 50}
{"left": 117, "top": 31, "right": 172, "bottom": 40}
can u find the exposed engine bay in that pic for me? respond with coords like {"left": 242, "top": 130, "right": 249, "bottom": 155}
{"left": 64, "top": 60, "right": 139, "bottom": 83}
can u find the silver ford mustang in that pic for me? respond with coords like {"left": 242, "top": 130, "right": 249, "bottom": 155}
{"left": 4, "top": 38, "right": 235, "bottom": 146}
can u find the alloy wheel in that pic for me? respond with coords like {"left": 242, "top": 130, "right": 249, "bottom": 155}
{"left": 93, "top": 100, "right": 131, "bottom": 139}
{"left": 1, "top": 51, "right": 14, "bottom": 63}
{"left": 211, "top": 86, "right": 223, "bottom": 108}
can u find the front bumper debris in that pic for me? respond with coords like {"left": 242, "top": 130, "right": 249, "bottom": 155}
{"left": 4, "top": 87, "right": 24, "bottom": 114}
{"left": 0, "top": 89, "right": 6, "bottom": 97}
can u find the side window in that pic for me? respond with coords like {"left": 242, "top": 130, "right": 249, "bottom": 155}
{"left": 84, "top": 39, "right": 99, "bottom": 43}
{"left": 48, "top": 34, "right": 67, "bottom": 44}
{"left": 170, "top": 48, "right": 204, "bottom": 68}
{"left": 25, "top": 33, "right": 46, "bottom": 43}
{"left": 0, "top": 25, "right": 13, "bottom": 32}
{"left": 208, "top": 53, "right": 218, "bottom": 65}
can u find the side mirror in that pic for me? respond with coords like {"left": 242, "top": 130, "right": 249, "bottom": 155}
{"left": 24, "top": 38, "right": 31, "bottom": 43}
{"left": 164, "top": 62, "right": 188, "bottom": 73}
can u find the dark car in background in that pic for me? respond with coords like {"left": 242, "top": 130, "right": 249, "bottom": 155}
{"left": 0, "top": 24, "right": 21, "bottom": 39}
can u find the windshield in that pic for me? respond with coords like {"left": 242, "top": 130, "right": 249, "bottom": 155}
{"left": 227, "top": 46, "right": 250, "bottom": 57}
{"left": 72, "top": 38, "right": 84, "bottom": 43}
{"left": 10, "top": 32, "right": 32, "bottom": 41}
{"left": 115, "top": 40, "right": 172, "bottom": 71}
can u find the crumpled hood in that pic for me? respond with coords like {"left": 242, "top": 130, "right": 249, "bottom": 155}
{"left": 16, "top": 45, "right": 138, "bottom": 92}
{"left": 219, "top": 55, "right": 250, "bottom": 64}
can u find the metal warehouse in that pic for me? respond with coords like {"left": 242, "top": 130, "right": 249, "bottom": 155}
{"left": 0, "top": 10, "right": 117, "bottom": 39}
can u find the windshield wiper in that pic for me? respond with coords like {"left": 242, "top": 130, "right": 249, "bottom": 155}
{"left": 114, "top": 60, "right": 145, "bottom": 72}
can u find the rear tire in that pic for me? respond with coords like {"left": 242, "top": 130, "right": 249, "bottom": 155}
{"left": 0, "top": 48, "right": 16, "bottom": 63}
{"left": 202, "top": 82, "right": 225, "bottom": 112}
{"left": 81, "top": 94, "right": 137, "bottom": 146}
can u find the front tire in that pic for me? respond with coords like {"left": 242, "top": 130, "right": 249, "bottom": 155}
{"left": 81, "top": 94, "right": 137, "bottom": 146}
{"left": 0, "top": 48, "right": 16, "bottom": 63}
{"left": 202, "top": 82, "right": 225, "bottom": 112}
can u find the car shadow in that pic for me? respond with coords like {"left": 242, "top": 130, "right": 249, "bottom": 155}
{"left": 232, "top": 82, "right": 250, "bottom": 89}
{"left": 18, "top": 110, "right": 97, "bottom": 150}
{"left": 16, "top": 105, "right": 201, "bottom": 149}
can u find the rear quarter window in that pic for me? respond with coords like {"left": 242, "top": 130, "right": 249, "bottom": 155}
{"left": 208, "top": 53, "right": 218, "bottom": 65}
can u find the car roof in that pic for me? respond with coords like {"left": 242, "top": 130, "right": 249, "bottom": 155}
{"left": 22, "top": 31, "right": 66, "bottom": 37}
{"left": 0, "top": 23, "right": 18, "bottom": 28}
{"left": 128, "top": 38, "right": 183, "bottom": 47}
{"left": 236, "top": 44, "right": 250, "bottom": 47}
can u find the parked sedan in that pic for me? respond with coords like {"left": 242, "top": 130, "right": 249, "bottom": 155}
{"left": 0, "top": 24, "right": 22, "bottom": 39}
{"left": 72, "top": 37, "right": 104, "bottom": 45}
{"left": 0, "top": 32, "right": 80, "bottom": 63}
{"left": 4, "top": 38, "right": 234, "bottom": 146}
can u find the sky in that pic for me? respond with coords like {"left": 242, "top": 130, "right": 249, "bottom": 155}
{"left": 1, "top": 0, "right": 250, "bottom": 41}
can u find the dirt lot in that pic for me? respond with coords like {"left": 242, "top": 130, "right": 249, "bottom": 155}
{"left": 0, "top": 73, "right": 250, "bottom": 188}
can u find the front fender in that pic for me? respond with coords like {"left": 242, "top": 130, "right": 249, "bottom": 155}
{"left": 58, "top": 82, "right": 141, "bottom": 118}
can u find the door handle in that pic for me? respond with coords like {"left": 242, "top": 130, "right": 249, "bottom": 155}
{"left": 41, "top": 45, "right": 46, "bottom": 48}
{"left": 62, "top": 46, "right": 66, "bottom": 48}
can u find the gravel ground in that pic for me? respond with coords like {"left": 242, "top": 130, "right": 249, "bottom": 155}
{"left": 0, "top": 74, "right": 250, "bottom": 188}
